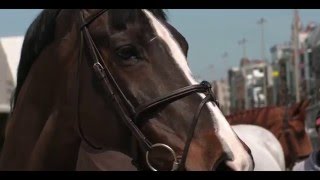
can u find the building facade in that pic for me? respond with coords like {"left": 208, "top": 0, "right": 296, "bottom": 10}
{"left": 228, "top": 67, "right": 245, "bottom": 113}
{"left": 303, "top": 23, "right": 320, "bottom": 103}
{"left": 212, "top": 79, "right": 230, "bottom": 115}
{"left": 228, "top": 58, "right": 272, "bottom": 113}
{"left": 270, "top": 43, "right": 294, "bottom": 105}
{"left": 241, "top": 58, "right": 270, "bottom": 109}
{"left": 269, "top": 20, "right": 316, "bottom": 106}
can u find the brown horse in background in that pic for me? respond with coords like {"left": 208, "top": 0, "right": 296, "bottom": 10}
{"left": 226, "top": 100, "right": 313, "bottom": 170}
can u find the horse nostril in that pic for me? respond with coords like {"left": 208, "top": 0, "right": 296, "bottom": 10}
{"left": 212, "top": 153, "right": 235, "bottom": 171}
{"left": 214, "top": 161, "right": 234, "bottom": 171}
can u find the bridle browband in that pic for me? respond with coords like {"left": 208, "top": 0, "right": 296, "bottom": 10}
{"left": 77, "top": 9, "right": 222, "bottom": 171}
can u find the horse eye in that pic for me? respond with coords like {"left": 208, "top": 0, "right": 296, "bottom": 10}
{"left": 116, "top": 45, "right": 139, "bottom": 60}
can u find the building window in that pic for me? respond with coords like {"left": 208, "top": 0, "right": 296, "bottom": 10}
{"left": 308, "top": 51, "right": 313, "bottom": 78}
{"left": 300, "top": 53, "right": 304, "bottom": 64}
{"left": 301, "top": 68, "right": 305, "bottom": 79}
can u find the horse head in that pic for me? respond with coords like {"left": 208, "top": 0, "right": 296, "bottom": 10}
{"left": 279, "top": 99, "right": 313, "bottom": 168}
{"left": 1, "top": 9, "right": 254, "bottom": 171}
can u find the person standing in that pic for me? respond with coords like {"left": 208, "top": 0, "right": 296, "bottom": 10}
{"left": 292, "top": 110, "right": 320, "bottom": 171}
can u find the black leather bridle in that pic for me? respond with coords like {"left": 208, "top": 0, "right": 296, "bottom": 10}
{"left": 77, "top": 9, "right": 222, "bottom": 171}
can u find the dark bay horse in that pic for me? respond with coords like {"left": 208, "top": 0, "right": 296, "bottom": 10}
{"left": 227, "top": 100, "right": 313, "bottom": 170}
{"left": 0, "top": 9, "right": 254, "bottom": 171}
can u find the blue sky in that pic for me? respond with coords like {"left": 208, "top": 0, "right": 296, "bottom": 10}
{"left": 1, "top": 9, "right": 320, "bottom": 81}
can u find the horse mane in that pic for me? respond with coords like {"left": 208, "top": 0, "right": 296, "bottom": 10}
{"left": 226, "top": 105, "right": 279, "bottom": 120}
{"left": 12, "top": 9, "right": 167, "bottom": 110}
{"left": 226, "top": 100, "right": 309, "bottom": 123}
{"left": 12, "top": 9, "right": 61, "bottom": 110}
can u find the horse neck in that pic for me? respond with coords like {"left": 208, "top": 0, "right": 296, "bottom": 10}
{"left": 26, "top": 32, "right": 83, "bottom": 170}
{"left": 1, "top": 65, "right": 81, "bottom": 170}
{"left": 0, "top": 34, "right": 81, "bottom": 170}
{"left": 228, "top": 108, "right": 265, "bottom": 125}
{"left": 26, "top": 107, "right": 81, "bottom": 170}
{"left": 0, "top": 48, "right": 57, "bottom": 169}
{"left": 228, "top": 107, "right": 283, "bottom": 137}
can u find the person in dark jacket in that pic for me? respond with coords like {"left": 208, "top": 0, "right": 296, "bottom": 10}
{"left": 292, "top": 110, "right": 320, "bottom": 171}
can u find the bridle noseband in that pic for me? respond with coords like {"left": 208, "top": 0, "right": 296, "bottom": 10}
{"left": 77, "top": 9, "right": 221, "bottom": 171}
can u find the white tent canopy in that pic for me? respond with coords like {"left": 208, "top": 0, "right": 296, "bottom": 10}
{"left": 0, "top": 36, "right": 24, "bottom": 113}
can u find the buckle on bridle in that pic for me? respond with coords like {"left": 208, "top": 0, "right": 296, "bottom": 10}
{"left": 93, "top": 62, "right": 107, "bottom": 80}
{"left": 200, "top": 81, "right": 220, "bottom": 108}
{"left": 200, "top": 81, "right": 212, "bottom": 89}
{"left": 145, "top": 143, "right": 179, "bottom": 171}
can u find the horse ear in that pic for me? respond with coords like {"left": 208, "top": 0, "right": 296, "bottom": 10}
{"left": 291, "top": 99, "right": 309, "bottom": 117}
{"left": 300, "top": 99, "right": 310, "bottom": 109}
{"left": 290, "top": 101, "right": 302, "bottom": 115}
